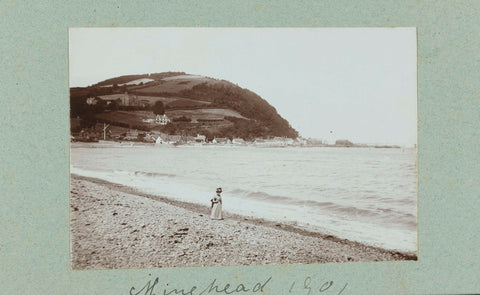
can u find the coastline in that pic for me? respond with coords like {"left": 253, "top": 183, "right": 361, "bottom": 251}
{"left": 70, "top": 174, "right": 416, "bottom": 270}
{"left": 70, "top": 141, "right": 411, "bottom": 149}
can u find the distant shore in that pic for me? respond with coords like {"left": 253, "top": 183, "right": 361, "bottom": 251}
{"left": 70, "top": 141, "right": 407, "bottom": 149}
{"left": 70, "top": 174, "right": 416, "bottom": 269}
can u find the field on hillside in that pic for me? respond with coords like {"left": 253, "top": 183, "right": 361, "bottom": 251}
{"left": 94, "top": 108, "right": 245, "bottom": 128}
{"left": 98, "top": 94, "right": 176, "bottom": 104}
{"left": 97, "top": 94, "right": 211, "bottom": 107}
{"left": 119, "top": 78, "right": 154, "bottom": 86}
{"left": 98, "top": 94, "right": 129, "bottom": 101}
{"left": 167, "top": 98, "right": 211, "bottom": 108}
{"left": 162, "top": 74, "right": 207, "bottom": 81}
{"left": 135, "top": 79, "right": 205, "bottom": 94}
{"left": 99, "top": 78, "right": 155, "bottom": 88}
{"left": 129, "top": 95, "right": 177, "bottom": 104}
{"left": 195, "top": 108, "right": 247, "bottom": 118}
{"left": 168, "top": 108, "right": 246, "bottom": 122}
{"left": 134, "top": 75, "right": 230, "bottom": 94}
{"left": 95, "top": 111, "right": 156, "bottom": 128}
{"left": 132, "top": 96, "right": 211, "bottom": 107}
{"left": 162, "top": 75, "right": 231, "bottom": 86}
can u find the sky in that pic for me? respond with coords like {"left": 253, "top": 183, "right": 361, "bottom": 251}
{"left": 69, "top": 28, "right": 417, "bottom": 146}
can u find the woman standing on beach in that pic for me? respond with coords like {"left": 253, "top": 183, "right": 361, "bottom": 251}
{"left": 210, "top": 188, "right": 223, "bottom": 220}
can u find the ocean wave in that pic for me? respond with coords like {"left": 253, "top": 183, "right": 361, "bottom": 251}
{"left": 229, "top": 187, "right": 416, "bottom": 227}
{"left": 133, "top": 171, "right": 177, "bottom": 178}
{"left": 231, "top": 189, "right": 417, "bottom": 247}
{"left": 74, "top": 168, "right": 178, "bottom": 181}
{"left": 86, "top": 169, "right": 178, "bottom": 178}
{"left": 230, "top": 189, "right": 294, "bottom": 203}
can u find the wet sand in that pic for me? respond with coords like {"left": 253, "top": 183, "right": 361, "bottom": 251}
{"left": 70, "top": 174, "right": 416, "bottom": 270}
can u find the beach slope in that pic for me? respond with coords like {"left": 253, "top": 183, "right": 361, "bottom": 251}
{"left": 70, "top": 175, "right": 416, "bottom": 269}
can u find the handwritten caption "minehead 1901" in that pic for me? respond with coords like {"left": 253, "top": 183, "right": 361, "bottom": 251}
{"left": 130, "top": 275, "right": 348, "bottom": 295}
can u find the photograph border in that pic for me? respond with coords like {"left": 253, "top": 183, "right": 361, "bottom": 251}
{"left": 1, "top": 1, "right": 479, "bottom": 294}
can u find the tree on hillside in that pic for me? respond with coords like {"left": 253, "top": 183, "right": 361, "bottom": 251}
{"left": 80, "top": 108, "right": 96, "bottom": 129}
{"left": 107, "top": 101, "right": 119, "bottom": 111}
{"left": 153, "top": 101, "right": 165, "bottom": 115}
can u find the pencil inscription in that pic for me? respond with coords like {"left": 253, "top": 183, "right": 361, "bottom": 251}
{"left": 129, "top": 275, "right": 272, "bottom": 295}
{"left": 130, "top": 275, "right": 348, "bottom": 295}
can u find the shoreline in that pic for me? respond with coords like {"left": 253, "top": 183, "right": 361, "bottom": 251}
{"left": 70, "top": 141, "right": 413, "bottom": 149}
{"left": 70, "top": 174, "right": 416, "bottom": 269}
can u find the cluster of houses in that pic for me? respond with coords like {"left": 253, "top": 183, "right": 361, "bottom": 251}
{"left": 72, "top": 118, "right": 312, "bottom": 146}
{"left": 111, "top": 129, "right": 303, "bottom": 146}
{"left": 72, "top": 125, "right": 367, "bottom": 148}
{"left": 252, "top": 137, "right": 297, "bottom": 147}
{"left": 142, "top": 132, "right": 304, "bottom": 146}
{"left": 143, "top": 132, "right": 219, "bottom": 145}
{"left": 72, "top": 122, "right": 309, "bottom": 146}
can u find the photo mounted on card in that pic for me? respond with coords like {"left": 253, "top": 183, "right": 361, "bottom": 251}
{"left": 69, "top": 28, "right": 417, "bottom": 270}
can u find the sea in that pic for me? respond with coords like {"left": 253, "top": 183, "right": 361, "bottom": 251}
{"left": 70, "top": 145, "right": 417, "bottom": 253}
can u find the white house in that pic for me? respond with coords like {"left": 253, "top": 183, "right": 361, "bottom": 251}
{"left": 326, "top": 131, "right": 336, "bottom": 145}
{"left": 195, "top": 134, "right": 206, "bottom": 143}
{"left": 86, "top": 97, "right": 98, "bottom": 105}
{"left": 155, "top": 136, "right": 163, "bottom": 144}
{"left": 232, "top": 138, "right": 246, "bottom": 145}
{"left": 156, "top": 114, "right": 171, "bottom": 125}
{"left": 212, "top": 137, "right": 230, "bottom": 144}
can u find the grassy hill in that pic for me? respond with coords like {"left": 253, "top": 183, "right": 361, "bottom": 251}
{"left": 70, "top": 72, "right": 298, "bottom": 140}
{"left": 92, "top": 72, "right": 185, "bottom": 87}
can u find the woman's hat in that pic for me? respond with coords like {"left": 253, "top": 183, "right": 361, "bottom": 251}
{"left": 216, "top": 187, "right": 222, "bottom": 193}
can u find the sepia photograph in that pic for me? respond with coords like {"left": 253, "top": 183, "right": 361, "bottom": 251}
{"left": 69, "top": 28, "right": 417, "bottom": 270}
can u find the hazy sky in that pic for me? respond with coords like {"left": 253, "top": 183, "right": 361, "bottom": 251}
{"left": 69, "top": 28, "right": 417, "bottom": 146}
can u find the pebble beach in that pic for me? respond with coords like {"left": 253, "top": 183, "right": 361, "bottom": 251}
{"left": 70, "top": 174, "right": 416, "bottom": 270}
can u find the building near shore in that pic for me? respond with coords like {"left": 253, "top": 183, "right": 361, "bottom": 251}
{"left": 119, "top": 92, "right": 141, "bottom": 106}
{"left": 195, "top": 134, "right": 206, "bottom": 143}
{"left": 232, "top": 138, "right": 246, "bottom": 145}
{"left": 184, "top": 136, "right": 196, "bottom": 144}
{"left": 212, "top": 137, "right": 231, "bottom": 144}
{"left": 156, "top": 114, "right": 171, "bottom": 125}
{"left": 124, "top": 129, "right": 139, "bottom": 140}
{"left": 270, "top": 137, "right": 295, "bottom": 146}
{"left": 165, "top": 134, "right": 181, "bottom": 143}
